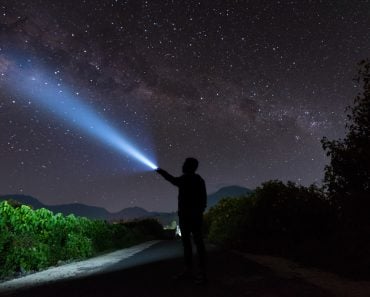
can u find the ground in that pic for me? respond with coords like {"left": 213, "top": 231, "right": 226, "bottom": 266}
{"left": 1, "top": 240, "right": 367, "bottom": 297}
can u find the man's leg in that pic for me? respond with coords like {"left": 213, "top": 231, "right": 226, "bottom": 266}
{"left": 192, "top": 214, "right": 207, "bottom": 282}
{"left": 179, "top": 216, "right": 193, "bottom": 274}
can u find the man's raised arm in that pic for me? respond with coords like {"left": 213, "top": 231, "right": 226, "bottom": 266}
{"left": 156, "top": 168, "right": 180, "bottom": 187}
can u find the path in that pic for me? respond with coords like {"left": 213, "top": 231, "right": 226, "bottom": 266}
{"left": 0, "top": 240, "right": 354, "bottom": 297}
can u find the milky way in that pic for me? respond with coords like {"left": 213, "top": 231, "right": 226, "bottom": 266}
{"left": 0, "top": 1, "right": 369, "bottom": 212}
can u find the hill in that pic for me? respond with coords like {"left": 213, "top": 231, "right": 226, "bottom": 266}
{"left": 207, "top": 185, "right": 252, "bottom": 209}
{"left": 0, "top": 185, "right": 252, "bottom": 222}
{"left": 0, "top": 194, "right": 172, "bottom": 223}
{"left": 0, "top": 194, "right": 46, "bottom": 209}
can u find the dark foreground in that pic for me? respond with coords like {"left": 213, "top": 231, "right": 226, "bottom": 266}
{"left": 4, "top": 241, "right": 331, "bottom": 297}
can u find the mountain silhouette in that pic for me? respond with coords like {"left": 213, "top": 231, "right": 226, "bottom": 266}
{"left": 0, "top": 195, "right": 111, "bottom": 219}
{"left": 0, "top": 194, "right": 166, "bottom": 221}
{"left": 48, "top": 203, "right": 111, "bottom": 219}
{"left": 0, "top": 185, "right": 252, "bottom": 221}
{"left": 0, "top": 194, "right": 45, "bottom": 209}
{"left": 110, "top": 206, "right": 156, "bottom": 221}
{"left": 207, "top": 185, "right": 252, "bottom": 209}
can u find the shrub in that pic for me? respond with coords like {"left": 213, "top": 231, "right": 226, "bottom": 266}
{"left": 122, "top": 218, "right": 164, "bottom": 241}
{"left": 0, "top": 200, "right": 163, "bottom": 278}
{"left": 205, "top": 196, "right": 252, "bottom": 245}
{"left": 205, "top": 181, "right": 333, "bottom": 251}
{"left": 89, "top": 220, "right": 115, "bottom": 252}
{"left": 62, "top": 233, "right": 93, "bottom": 260}
{"left": 250, "top": 181, "right": 333, "bottom": 242}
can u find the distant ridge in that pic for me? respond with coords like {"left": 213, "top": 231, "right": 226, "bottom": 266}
{"left": 0, "top": 185, "right": 252, "bottom": 221}
{"left": 0, "top": 194, "right": 168, "bottom": 222}
{"left": 0, "top": 194, "right": 45, "bottom": 209}
{"left": 207, "top": 185, "right": 252, "bottom": 209}
{"left": 0, "top": 194, "right": 111, "bottom": 219}
{"left": 48, "top": 203, "right": 111, "bottom": 220}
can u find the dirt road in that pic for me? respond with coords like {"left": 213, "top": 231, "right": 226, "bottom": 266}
{"left": 1, "top": 240, "right": 334, "bottom": 297}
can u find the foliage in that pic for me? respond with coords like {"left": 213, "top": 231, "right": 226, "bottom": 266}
{"left": 205, "top": 181, "right": 333, "bottom": 254}
{"left": 250, "top": 181, "right": 332, "bottom": 241}
{"left": 318, "top": 59, "right": 370, "bottom": 275}
{"left": 0, "top": 201, "right": 163, "bottom": 278}
{"left": 204, "top": 197, "right": 252, "bottom": 244}
{"left": 322, "top": 59, "right": 370, "bottom": 228}
{"left": 121, "top": 218, "right": 164, "bottom": 241}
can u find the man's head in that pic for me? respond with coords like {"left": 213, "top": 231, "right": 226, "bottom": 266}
{"left": 182, "top": 157, "right": 199, "bottom": 174}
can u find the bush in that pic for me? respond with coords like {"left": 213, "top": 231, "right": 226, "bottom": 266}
{"left": 250, "top": 181, "right": 333, "bottom": 242}
{"left": 89, "top": 220, "right": 115, "bottom": 252}
{"left": 62, "top": 233, "right": 93, "bottom": 260}
{"left": 0, "top": 200, "right": 163, "bottom": 278}
{"left": 122, "top": 218, "right": 164, "bottom": 241}
{"left": 4, "top": 241, "right": 51, "bottom": 274}
{"left": 205, "top": 197, "right": 252, "bottom": 245}
{"left": 205, "top": 181, "right": 333, "bottom": 255}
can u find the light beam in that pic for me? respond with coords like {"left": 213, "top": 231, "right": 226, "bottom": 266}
{"left": 1, "top": 56, "right": 158, "bottom": 171}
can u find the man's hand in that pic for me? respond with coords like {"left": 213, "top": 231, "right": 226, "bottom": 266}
{"left": 155, "top": 168, "right": 178, "bottom": 186}
{"left": 156, "top": 168, "right": 166, "bottom": 175}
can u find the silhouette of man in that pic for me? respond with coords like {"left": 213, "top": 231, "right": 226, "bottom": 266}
{"left": 156, "top": 157, "right": 207, "bottom": 283}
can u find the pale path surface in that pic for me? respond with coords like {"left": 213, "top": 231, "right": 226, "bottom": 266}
{"left": 0, "top": 241, "right": 161, "bottom": 294}
{"left": 237, "top": 251, "right": 370, "bottom": 297}
{"left": 0, "top": 240, "right": 334, "bottom": 297}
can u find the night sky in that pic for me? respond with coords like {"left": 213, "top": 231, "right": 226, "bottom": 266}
{"left": 0, "top": 1, "right": 369, "bottom": 212}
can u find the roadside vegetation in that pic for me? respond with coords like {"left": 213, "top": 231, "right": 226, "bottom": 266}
{"left": 0, "top": 200, "right": 163, "bottom": 279}
{"left": 205, "top": 60, "right": 370, "bottom": 277}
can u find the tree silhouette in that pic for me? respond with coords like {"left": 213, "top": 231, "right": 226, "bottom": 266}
{"left": 322, "top": 59, "right": 370, "bottom": 228}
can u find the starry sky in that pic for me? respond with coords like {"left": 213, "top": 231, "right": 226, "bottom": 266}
{"left": 0, "top": 0, "right": 369, "bottom": 212}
